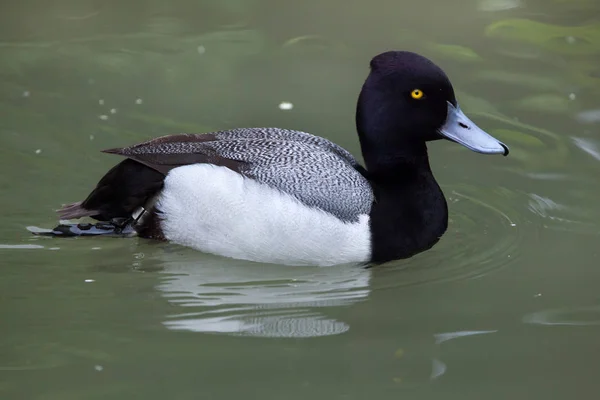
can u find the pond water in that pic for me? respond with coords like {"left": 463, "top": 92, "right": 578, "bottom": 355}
{"left": 2, "top": 0, "right": 600, "bottom": 398}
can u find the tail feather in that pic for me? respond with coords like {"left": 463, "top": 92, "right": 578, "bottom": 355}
{"left": 59, "top": 159, "right": 165, "bottom": 222}
{"left": 36, "top": 158, "right": 165, "bottom": 240}
{"left": 57, "top": 201, "right": 99, "bottom": 220}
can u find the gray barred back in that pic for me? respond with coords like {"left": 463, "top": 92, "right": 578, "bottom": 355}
{"left": 115, "top": 128, "right": 374, "bottom": 222}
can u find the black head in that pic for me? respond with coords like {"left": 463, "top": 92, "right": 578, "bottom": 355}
{"left": 356, "top": 51, "right": 508, "bottom": 170}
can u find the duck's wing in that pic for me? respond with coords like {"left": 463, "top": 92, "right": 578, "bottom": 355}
{"left": 105, "top": 127, "right": 363, "bottom": 170}
{"left": 104, "top": 128, "right": 373, "bottom": 222}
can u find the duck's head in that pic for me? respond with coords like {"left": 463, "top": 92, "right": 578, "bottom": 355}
{"left": 356, "top": 51, "right": 508, "bottom": 168}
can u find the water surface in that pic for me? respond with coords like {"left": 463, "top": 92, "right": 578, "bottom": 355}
{"left": 2, "top": 0, "right": 600, "bottom": 398}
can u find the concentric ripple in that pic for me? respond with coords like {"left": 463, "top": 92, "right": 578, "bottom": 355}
{"left": 370, "top": 183, "right": 526, "bottom": 289}
{"left": 372, "top": 171, "right": 600, "bottom": 289}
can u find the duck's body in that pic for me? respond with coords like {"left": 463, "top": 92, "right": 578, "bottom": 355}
{"left": 45, "top": 51, "right": 508, "bottom": 266}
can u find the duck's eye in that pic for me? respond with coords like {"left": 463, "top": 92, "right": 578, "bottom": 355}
{"left": 411, "top": 89, "right": 425, "bottom": 100}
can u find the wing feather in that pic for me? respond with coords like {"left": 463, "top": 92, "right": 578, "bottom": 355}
{"left": 102, "top": 128, "right": 373, "bottom": 221}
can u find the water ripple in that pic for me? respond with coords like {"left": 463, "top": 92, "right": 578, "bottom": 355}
{"left": 526, "top": 191, "right": 600, "bottom": 234}
{"left": 523, "top": 305, "right": 600, "bottom": 326}
{"left": 371, "top": 184, "right": 524, "bottom": 288}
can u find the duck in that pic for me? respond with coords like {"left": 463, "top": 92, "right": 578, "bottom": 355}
{"left": 43, "top": 51, "right": 508, "bottom": 267}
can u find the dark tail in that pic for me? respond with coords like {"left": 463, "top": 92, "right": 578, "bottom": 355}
{"left": 57, "top": 201, "right": 98, "bottom": 220}
{"left": 33, "top": 158, "right": 165, "bottom": 238}
{"left": 57, "top": 158, "right": 165, "bottom": 221}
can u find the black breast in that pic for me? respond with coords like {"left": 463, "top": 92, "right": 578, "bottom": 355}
{"left": 368, "top": 172, "right": 448, "bottom": 264}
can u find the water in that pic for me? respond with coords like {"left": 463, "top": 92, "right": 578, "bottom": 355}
{"left": 2, "top": 0, "right": 600, "bottom": 398}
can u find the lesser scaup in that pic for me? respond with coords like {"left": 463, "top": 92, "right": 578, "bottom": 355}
{"left": 43, "top": 51, "right": 508, "bottom": 266}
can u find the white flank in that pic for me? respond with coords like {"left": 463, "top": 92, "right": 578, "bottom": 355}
{"left": 157, "top": 164, "right": 371, "bottom": 266}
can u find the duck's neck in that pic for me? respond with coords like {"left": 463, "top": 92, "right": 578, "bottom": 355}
{"left": 362, "top": 143, "right": 449, "bottom": 264}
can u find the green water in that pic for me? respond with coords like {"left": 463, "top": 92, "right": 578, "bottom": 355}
{"left": 3, "top": 0, "right": 600, "bottom": 398}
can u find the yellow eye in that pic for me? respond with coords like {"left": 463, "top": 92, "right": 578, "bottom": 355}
{"left": 411, "top": 89, "right": 424, "bottom": 99}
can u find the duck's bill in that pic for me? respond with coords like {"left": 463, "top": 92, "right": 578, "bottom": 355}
{"left": 438, "top": 102, "right": 509, "bottom": 156}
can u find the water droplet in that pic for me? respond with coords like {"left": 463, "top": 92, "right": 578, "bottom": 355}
{"left": 98, "top": 99, "right": 104, "bottom": 105}
{"left": 566, "top": 36, "right": 576, "bottom": 44}
{"left": 110, "top": 108, "right": 117, "bottom": 114}
{"left": 135, "top": 98, "right": 143, "bottom": 105}
{"left": 94, "top": 365, "right": 104, "bottom": 372}
{"left": 84, "top": 279, "right": 95, "bottom": 283}
{"left": 197, "top": 45, "right": 206, "bottom": 55}
{"left": 89, "top": 134, "right": 95, "bottom": 141}
{"left": 22, "top": 91, "right": 30, "bottom": 97}
{"left": 278, "top": 101, "right": 294, "bottom": 110}
{"left": 510, "top": 223, "right": 516, "bottom": 227}
{"left": 91, "top": 247, "right": 101, "bottom": 250}
{"left": 534, "top": 293, "right": 542, "bottom": 298}
{"left": 569, "top": 93, "right": 576, "bottom": 101}
{"left": 98, "top": 115, "right": 109, "bottom": 120}
{"left": 35, "top": 149, "right": 42, "bottom": 154}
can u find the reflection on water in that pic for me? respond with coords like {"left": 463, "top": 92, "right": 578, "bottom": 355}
{"left": 575, "top": 109, "right": 600, "bottom": 124}
{"left": 155, "top": 251, "right": 371, "bottom": 337}
{"left": 0, "top": 244, "right": 44, "bottom": 249}
{"left": 572, "top": 137, "right": 600, "bottom": 161}
{"left": 434, "top": 330, "right": 498, "bottom": 345}
{"left": 142, "top": 181, "right": 529, "bottom": 338}
{"left": 429, "top": 330, "right": 498, "bottom": 380}
{"left": 523, "top": 305, "right": 600, "bottom": 326}
{"left": 526, "top": 189, "right": 600, "bottom": 234}
{"left": 477, "top": 0, "right": 521, "bottom": 12}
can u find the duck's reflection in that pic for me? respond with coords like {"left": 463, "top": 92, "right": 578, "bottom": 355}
{"left": 153, "top": 250, "right": 371, "bottom": 337}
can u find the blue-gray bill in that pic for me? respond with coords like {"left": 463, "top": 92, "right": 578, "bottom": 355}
{"left": 439, "top": 102, "right": 509, "bottom": 156}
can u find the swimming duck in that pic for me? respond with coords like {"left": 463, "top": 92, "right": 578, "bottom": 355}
{"left": 46, "top": 51, "right": 508, "bottom": 266}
